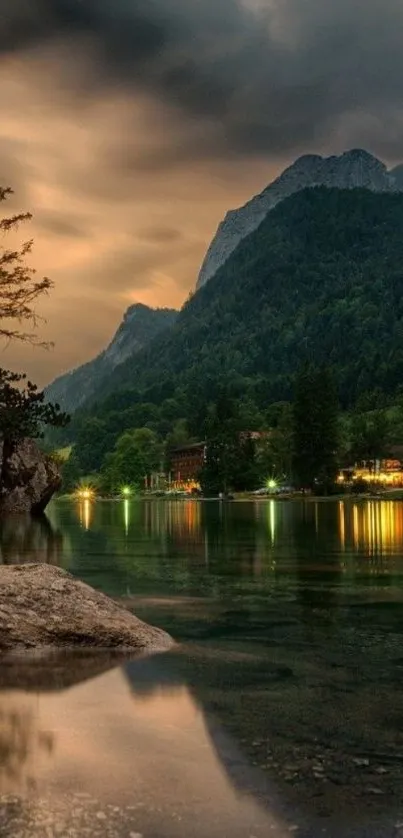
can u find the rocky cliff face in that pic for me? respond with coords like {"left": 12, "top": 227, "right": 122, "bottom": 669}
{"left": 46, "top": 303, "right": 178, "bottom": 412}
{"left": 196, "top": 149, "right": 402, "bottom": 290}
{"left": 0, "top": 438, "right": 61, "bottom": 515}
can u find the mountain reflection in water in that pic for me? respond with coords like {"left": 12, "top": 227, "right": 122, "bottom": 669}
{"left": 3, "top": 498, "right": 403, "bottom": 835}
{"left": 0, "top": 655, "right": 290, "bottom": 838}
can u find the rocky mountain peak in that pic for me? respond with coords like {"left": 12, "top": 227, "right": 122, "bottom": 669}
{"left": 196, "top": 149, "right": 400, "bottom": 290}
{"left": 46, "top": 304, "right": 178, "bottom": 412}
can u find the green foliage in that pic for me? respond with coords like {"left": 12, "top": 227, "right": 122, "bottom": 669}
{"left": 58, "top": 187, "right": 403, "bottom": 478}
{"left": 61, "top": 448, "right": 82, "bottom": 492}
{"left": 199, "top": 394, "right": 259, "bottom": 494}
{"left": 99, "top": 428, "right": 162, "bottom": 494}
{"left": 258, "top": 403, "right": 293, "bottom": 480}
{"left": 348, "top": 410, "right": 391, "bottom": 461}
{"left": 292, "top": 365, "right": 339, "bottom": 491}
{"left": 0, "top": 368, "right": 69, "bottom": 442}
{"left": 69, "top": 187, "right": 403, "bottom": 416}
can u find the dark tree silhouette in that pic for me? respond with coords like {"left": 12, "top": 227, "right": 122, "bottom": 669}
{"left": 0, "top": 186, "right": 52, "bottom": 344}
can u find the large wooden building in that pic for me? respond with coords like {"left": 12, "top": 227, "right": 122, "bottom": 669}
{"left": 168, "top": 442, "right": 206, "bottom": 490}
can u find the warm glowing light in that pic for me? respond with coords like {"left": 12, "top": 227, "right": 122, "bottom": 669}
{"left": 83, "top": 499, "right": 91, "bottom": 530}
{"left": 76, "top": 486, "right": 95, "bottom": 500}
{"left": 337, "top": 464, "right": 403, "bottom": 487}
{"left": 267, "top": 479, "right": 277, "bottom": 490}
{"left": 121, "top": 486, "right": 132, "bottom": 497}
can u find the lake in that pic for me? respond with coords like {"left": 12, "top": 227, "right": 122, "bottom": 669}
{"left": 2, "top": 497, "right": 403, "bottom": 837}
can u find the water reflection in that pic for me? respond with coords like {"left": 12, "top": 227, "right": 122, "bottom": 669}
{"left": 60, "top": 497, "right": 403, "bottom": 560}
{"left": 5, "top": 498, "right": 403, "bottom": 833}
{"left": 340, "top": 500, "right": 403, "bottom": 555}
{"left": 41, "top": 498, "right": 403, "bottom": 605}
{"left": 0, "top": 660, "right": 289, "bottom": 838}
{"left": 0, "top": 515, "right": 63, "bottom": 566}
{"left": 0, "top": 702, "right": 54, "bottom": 794}
{"left": 77, "top": 497, "right": 93, "bottom": 531}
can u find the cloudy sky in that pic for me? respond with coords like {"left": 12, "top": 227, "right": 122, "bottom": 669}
{"left": 1, "top": 0, "right": 403, "bottom": 385}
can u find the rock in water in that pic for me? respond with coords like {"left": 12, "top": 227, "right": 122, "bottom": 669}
{"left": 0, "top": 438, "right": 61, "bottom": 515}
{"left": 0, "top": 565, "right": 174, "bottom": 653}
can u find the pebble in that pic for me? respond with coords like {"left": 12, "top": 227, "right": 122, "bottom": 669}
{"left": 96, "top": 811, "right": 107, "bottom": 820}
{"left": 129, "top": 833, "right": 143, "bottom": 838}
{"left": 367, "top": 787, "right": 385, "bottom": 796}
{"left": 353, "top": 758, "right": 370, "bottom": 767}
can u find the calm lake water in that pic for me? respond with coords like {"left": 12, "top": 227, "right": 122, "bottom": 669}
{"left": 2, "top": 498, "right": 403, "bottom": 837}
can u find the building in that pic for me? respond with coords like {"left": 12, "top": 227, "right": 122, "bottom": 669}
{"left": 168, "top": 442, "right": 206, "bottom": 491}
{"left": 167, "top": 432, "right": 269, "bottom": 492}
{"left": 338, "top": 458, "right": 403, "bottom": 487}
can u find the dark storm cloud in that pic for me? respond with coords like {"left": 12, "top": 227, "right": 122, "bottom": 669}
{"left": 2, "top": 0, "right": 403, "bottom": 158}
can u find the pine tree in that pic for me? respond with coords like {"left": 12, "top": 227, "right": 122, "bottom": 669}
{"left": 199, "top": 394, "right": 240, "bottom": 495}
{"left": 0, "top": 186, "right": 52, "bottom": 344}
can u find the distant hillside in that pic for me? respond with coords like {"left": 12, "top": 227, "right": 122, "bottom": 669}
{"left": 196, "top": 149, "right": 401, "bottom": 290}
{"left": 46, "top": 304, "right": 178, "bottom": 412}
{"left": 88, "top": 187, "right": 403, "bottom": 411}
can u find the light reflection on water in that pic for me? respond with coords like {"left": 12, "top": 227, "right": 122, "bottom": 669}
{"left": 72, "top": 496, "right": 403, "bottom": 555}
{"left": 4, "top": 499, "right": 403, "bottom": 833}
{"left": 5, "top": 497, "right": 403, "bottom": 577}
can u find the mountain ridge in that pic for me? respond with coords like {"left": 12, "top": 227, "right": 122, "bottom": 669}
{"left": 83, "top": 187, "right": 403, "bottom": 411}
{"left": 196, "top": 149, "right": 401, "bottom": 289}
{"left": 46, "top": 303, "right": 178, "bottom": 412}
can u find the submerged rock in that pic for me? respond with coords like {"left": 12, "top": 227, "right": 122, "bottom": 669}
{"left": 0, "top": 565, "right": 173, "bottom": 653}
{"left": 0, "top": 438, "right": 61, "bottom": 515}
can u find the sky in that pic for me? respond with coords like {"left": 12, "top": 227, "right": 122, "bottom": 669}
{"left": 1, "top": 0, "right": 403, "bottom": 385}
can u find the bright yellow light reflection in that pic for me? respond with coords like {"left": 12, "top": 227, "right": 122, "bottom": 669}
{"left": 340, "top": 500, "right": 403, "bottom": 556}
{"left": 339, "top": 501, "right": 345, "bottom": 550}
{"left": 78, "top": 498, "right": 92, "bottom": 531}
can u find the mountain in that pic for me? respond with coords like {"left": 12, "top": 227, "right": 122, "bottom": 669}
{"left": 87, "top": 187, "right": 403, "bottom": 412}
{"left": 46, "top": 304, "right": 178, "bottom": 412}
{"left": 390, "top": 164, "right": 403, "bottom": 189}
{"left": 196, "top": 149, "right": 401, "bottom": 290}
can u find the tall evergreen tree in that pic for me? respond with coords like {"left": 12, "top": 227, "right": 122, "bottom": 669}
{"left": 292, "top": 365, "right": 339, "bottom": 491}
{"left": 199, "top": 394, "right": 240, "bottom": 495}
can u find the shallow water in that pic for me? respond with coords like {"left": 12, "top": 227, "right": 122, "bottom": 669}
{"left": 0, "top": 655, "right": 290, "bottom": 838}
{"left": 2, "top": 498, "right": 403, "bottom": 836}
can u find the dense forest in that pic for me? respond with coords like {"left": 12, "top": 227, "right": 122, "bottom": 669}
{"left": 58, "top": 186, "right": 403, "bottom": 483}
{"left": 75, "top": 187, "right": 403, "bottom": 411}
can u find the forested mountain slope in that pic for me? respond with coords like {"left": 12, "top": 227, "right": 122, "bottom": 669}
{"left": 89, "top": 187, "right": 403, "bottom": 411}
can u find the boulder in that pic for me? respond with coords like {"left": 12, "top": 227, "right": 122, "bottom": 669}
{"left": 0, "top": 564, "right": 174, "bottom": 653}
{"left": 0, "top": 438, "right": 61, "bottom": 515}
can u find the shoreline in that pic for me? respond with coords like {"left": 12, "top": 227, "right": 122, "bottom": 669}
{"left": 55, "top": 491, "right": 403, "bottom": 503}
